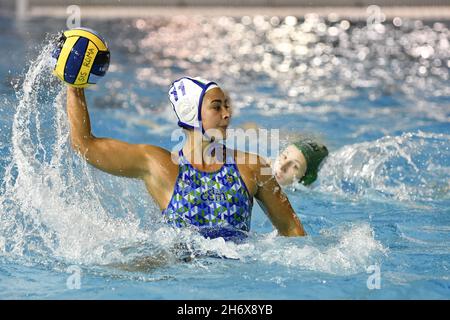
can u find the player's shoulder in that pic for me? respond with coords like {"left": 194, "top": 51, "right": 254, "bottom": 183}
{"left": 141, "top": 144, "right": 174, "bottom": 163}
{"left": 231, "top": 149, "right": 270, "bottom": 173}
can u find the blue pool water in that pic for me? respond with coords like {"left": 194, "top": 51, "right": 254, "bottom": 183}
{"left": 0, "top": 15, "right": 449, "bottom": 299}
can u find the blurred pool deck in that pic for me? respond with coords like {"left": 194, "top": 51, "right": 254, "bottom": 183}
{"left": 23, "top": 6, "right": 450, "bottom": 20}
{"left": 2, "top": 0, "right": 450, "bottom": 20}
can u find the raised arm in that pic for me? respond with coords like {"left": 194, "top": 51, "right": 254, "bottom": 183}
{"left": 66, "top": 86, "right": 156, "bottom": 179}
{"left": 254, "top": 156, "right": 306, "bottom": 236}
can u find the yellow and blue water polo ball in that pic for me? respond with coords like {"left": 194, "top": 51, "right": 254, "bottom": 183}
{"left": 52, "top": 27, "right": 110, "bottom": 88}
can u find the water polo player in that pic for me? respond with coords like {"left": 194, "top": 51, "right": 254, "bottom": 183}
{"left": 56, "top": 29, "right": 305, "bottom": 241}
{"left": 65, "top": 77, "right": 306, "bottom": 240}
{"left": 238, "top": 122, "right": 329, "bottom": 187}
{"left": 273, "top": 140, "right": 329, "bottom": 187}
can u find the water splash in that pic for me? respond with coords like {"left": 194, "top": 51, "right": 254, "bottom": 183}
{"left": 317, "top": 131, "right": 450, "bottom": 202}
{"left": 254, "top": 223, "right": 386, "bottom": 275}
{"left": 0, "top": 41, "right": 156, "bottom": 266}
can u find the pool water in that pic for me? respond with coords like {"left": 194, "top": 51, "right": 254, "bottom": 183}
{"left": 0, "top": 15, "right": 449, "bottom": 299}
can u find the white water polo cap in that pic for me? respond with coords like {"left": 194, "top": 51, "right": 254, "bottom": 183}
{"left": 168, "top": 77, "right": 219, "bottom": 130}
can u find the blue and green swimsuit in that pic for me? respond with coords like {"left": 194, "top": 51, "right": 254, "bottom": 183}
{"left": 162, "top": 148, "right": 253, "bottom": 241}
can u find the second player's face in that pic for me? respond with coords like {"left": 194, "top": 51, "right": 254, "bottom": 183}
{"left": 273, "top": 145, "right": 307, "bottom": 186}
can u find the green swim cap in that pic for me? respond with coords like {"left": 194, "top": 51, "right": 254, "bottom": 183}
{"left": 293, "top": 139, "right": 329, "bottom": 186}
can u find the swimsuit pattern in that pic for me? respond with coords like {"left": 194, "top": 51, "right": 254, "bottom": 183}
{"left": 162, "top": 149, "right": 253, "bottom": 236}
